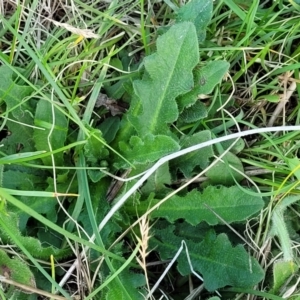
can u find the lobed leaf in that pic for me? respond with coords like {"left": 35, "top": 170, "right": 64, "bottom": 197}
{"left": 0, "top": 248, "right": 35, "bottom": 296}
{"left": 149, "top": 186, "right": 264, "bottom": 225}
{"left": 128, "top": 22, "right": 199, "bottom": 136}
{"left": 117, "top": 134, "right": 180, "bottom": 168}
{"left": 176, "top": 0, "right": 213, "bottom": 41}
{"left": 151, "top": 226, "right": 264, "bottom": 291}
{"left": 179, "top": 100, "right": 208, "bottom": 123}
{"left": 177, "top": 61, "right": 230, "bottom": 111}
{"left": 84, "top": 128, "right": 109, "bottom": 164}
{"left": 172, "top": 130, "right": 214, "bottom": 177}
{"left": 0, "top": 212, "right": 70, "bottom": 260}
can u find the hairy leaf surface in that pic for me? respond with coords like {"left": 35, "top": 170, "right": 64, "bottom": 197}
{"left": 179, "top": 101, "right": 207, "bottom": 123}
{"left": 151, "top": 226, "right": 264, "bottom": 291}
{"left": 84, "top": 128, "right": 109, "bottom": 164}
{"left": 172, "top": 130, "right": 214, "bottom": 177}
{"left": 128, "top": 22, "right": 199, "bottom": 135}
{"left": 117, "top": 134, "right": 180, "bottom": 168}
{"left": 176, "top": 0, "right": 213, "bottom": 41}
{"left": 0, "top": 212, "right": 70, "bottom": 259}
{"left": 0, "top": 249, "right": 35, "bottom": 297}
{"left": 147, "top": 186, "right": 264, "bottom": 225}
{"left": 177, "top": 61, "right": 229, "bottom": 110}
{"left": 271, "top": 260, "right": 298, "bottom": 293}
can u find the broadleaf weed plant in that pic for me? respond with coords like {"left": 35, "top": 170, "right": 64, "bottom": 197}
{"left": 1, "top": 0, "right": 300, "bottom": 299}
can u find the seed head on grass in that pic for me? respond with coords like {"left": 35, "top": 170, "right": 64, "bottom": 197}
{"left": 134, "top": 214, "right": 153, "bottom": 294}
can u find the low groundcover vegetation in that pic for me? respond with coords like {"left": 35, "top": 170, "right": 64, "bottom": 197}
{"left": 1, "top": 0, "right": 300, "bottom": 299}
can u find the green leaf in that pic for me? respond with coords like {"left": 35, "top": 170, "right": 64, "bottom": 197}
{"left": 0, "top": 66, "right": 33, "bottom": 116}
{"left": 33, "top": 99, "right": 68, "bottom": 166}
{"left": 220, "top": 138, "right": 245, "bottom": 154}
{"left": 205, "top": 152, "right": 244, "bottom": 185}
{"left": 1, "top": 112, "right": 35, "bottom": 154}
{"left": 179, "top": 100, "right": 207, "bottom": 123}
{"left": 83, "top": 128, "right": 110, "bottom": 182}
{"left": 105, "top": 266, "right": 145, "bottom": 300}
{"left": 3, "top": 171, "right": 75, "bottom": 240}
{"left": 173, "top": 130, "right": 214, "bottom": 177}
{"left": 269, "top": 195, "right": 300, "bottom": 262}
{"left": 0, "top": 212, "right": 70, "bottom": 260}
{"left": 117, "top": 134, "right": 180, "bottom": 168}
{"left": 149, "top": 186, "right": 263, "bottom": 225}
{"left": 286, "top": 157, "right": 300, "bottom": 181}
{"left": 176, "top": 0, "right": 213, "bottom": 41}
{"left": 84, "top": 128, "right": 109, "bottom": 164}
{"left": 112, "top": 83, "right": 138, "bottom": 150}
{"left": 128, "top": 22, "right": 199, "bottom": 136}
{"left": 0, "top": 66, "right": 35, "bottom": 154}
{"left": 1, "top": 169, "right": 54, "bottom": 230}
{"left": 151, "top": 226, "right": 264, "bottom": 291}
{"left": 98, "top": 116, "right": 121, "bottom": 144}
{"left": 173, "top": 221, "right": 210, "bottom": 242}
{"left": 78, "top": 183, "right": 121, "bottom": 244}
{"left": 177, "top": 61, "right": 230, "bottom": 111}
{"left": 87, "top": 169, "right": 107, "bottom": 183}
{"left": 257, "top": 94, "right": 280, "bottom": 103}
{"left": 2, "top": 169, "right": 46, "bottom": 191}
{"left": 196, "top": 61, "right": 230, "bottom": 94}
{"left": 141, "top": 162, "right": 171, "bottom": 196}
{"left": 0, "top": 248, "right": 35, "bottom": 294}
{"left": 110, "top": 58, "right": 123, "bottom": 70}
{"left": 270, "top": 260, "right": 298, "bottom": 294}
{"left": 105, "top": 80, "right": 126, "bottom": 100}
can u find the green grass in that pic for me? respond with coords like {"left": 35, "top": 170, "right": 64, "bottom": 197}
{"left": 1, "top": 0, "right": 300, "bottom": 299}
